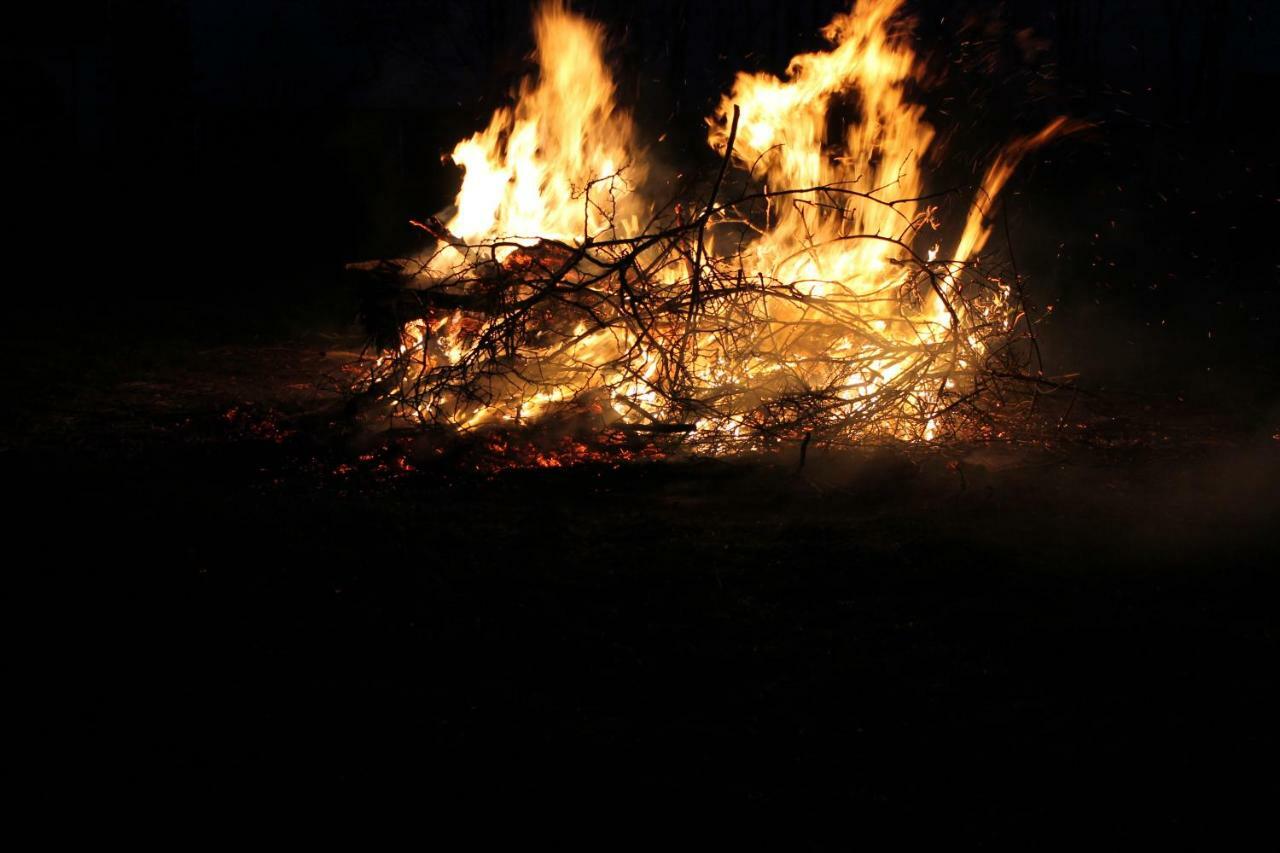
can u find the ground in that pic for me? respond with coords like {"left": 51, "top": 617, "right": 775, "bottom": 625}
{"left": 8, "top": 316, "right": 1277, "bottom": 838}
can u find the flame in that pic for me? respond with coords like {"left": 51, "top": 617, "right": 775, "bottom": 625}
{"left": 703, "top": 0, "right": 945, "bottom": 435}
{"left": 699, "top": 0, "right": 1073, "bottom": 439}
{"left": 375, "top": 0, "right": 1074, "bottom": 452}
{"left": 953, "top": 115, "right": 1077, "bottom": 265}
{"left": 431, "top": 0, "right": 644, "bottom": 267}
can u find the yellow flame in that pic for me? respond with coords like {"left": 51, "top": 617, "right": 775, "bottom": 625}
{"left": 432, "top": 0, "right": 643, "bottom": 268}
{"left": 388, "top": 0, "right": 1074, "bottom": 446}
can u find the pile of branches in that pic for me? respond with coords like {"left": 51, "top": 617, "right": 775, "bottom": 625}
{"left": 351, "top": 118, "right": 1058, "bottom": 456}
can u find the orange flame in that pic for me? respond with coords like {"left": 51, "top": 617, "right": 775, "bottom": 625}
{"left": 384, "top": 0, "right": 1075, "bottom": 449}
{"left": 432, "top": 0, "right": 644, "bottom": 266}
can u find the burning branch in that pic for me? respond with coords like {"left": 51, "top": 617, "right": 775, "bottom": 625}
{"left": 353, "top": 180, "right": 1042, "bottom": 452}
{"left": 348, "top": 0, "right": 1078, "bottom": 459}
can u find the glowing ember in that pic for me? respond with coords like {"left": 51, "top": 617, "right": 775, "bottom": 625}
{"left": 359, "top": 0, "right": 1077, "bottom": 455}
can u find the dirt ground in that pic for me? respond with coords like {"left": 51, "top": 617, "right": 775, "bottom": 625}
{"left": 8, "top": 321, "right": 1277, "bottom": 839}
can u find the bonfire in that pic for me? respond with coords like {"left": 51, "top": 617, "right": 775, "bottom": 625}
{"left": 354, "top": 0, "right": 1077, "bottom": 458}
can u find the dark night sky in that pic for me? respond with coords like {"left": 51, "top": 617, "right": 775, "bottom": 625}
{"left": 7, "top": 0, "right": 1279, "bottom": 406}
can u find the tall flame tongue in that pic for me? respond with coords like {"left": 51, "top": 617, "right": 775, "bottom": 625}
{"left": 433, "top": 0, "right": 643, "bottom": 266}
{"left": 381, "top": 0, "right": 1073, "bottom": 451}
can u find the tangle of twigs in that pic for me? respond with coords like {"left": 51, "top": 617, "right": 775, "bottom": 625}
{"left": 354, "top": 125, "right": 1062, "bottom": 456}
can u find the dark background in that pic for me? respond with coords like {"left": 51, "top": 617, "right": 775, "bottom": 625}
{"left": 7, "top": 0, "right": 1279, "bottom": 409}
{"left": 7, "top": 1, "right": 1279, "bottom": 835}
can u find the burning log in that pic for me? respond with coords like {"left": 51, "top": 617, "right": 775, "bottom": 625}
{"left": 348, "top": 259, "right": 497, "bottom": 352}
